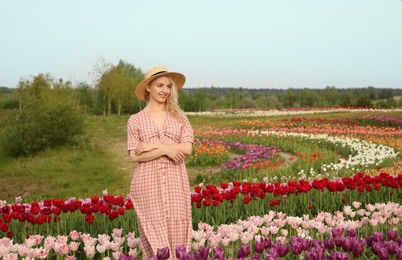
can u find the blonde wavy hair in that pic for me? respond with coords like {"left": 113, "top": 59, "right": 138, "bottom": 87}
{"left": 144, "top": 76, "right": 184, "bottom": 123}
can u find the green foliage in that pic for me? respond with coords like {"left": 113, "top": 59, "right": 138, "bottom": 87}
{"left": 353, "top": 93, "right": 373, "bottom": 108}
{"left": 0, "top": 101, "right": 85, "bottom": 157}
{"left": 96, "top": 60, "right": 144, "bottom": 115}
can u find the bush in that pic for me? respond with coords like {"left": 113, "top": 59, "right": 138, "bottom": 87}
{"left": 0, "top": 102, "right": 85, "bottom": 157}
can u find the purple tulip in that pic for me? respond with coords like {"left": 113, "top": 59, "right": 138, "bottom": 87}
{"left": 213, "top": 246, "right": 225, "bottom": 260}
{"left": 195, "top": 246, "right": 210, "bottom": 260}
{"left": 266, "top": 248, "right": 280, "bottom": 260}
{"left": 352, "top": 238, "right": 365, "bottom": 258}
{"left": 372, "top": 232, "right": 385, "bottom": 242}
{"left": 347, "top": 229, "right": 356, "bottom": 237}
{"left": 254, "top": 239, "right": 266, "bottom": 254}
{"left": 290, "top": 242, "right": 303, "bottom": 255}
{"left": 331, "top": 227, "right": 344, "bottom": 238}
{"left": 341, "top": 237, "right": 353, "bottom": 252}
{"left": 176, "top": 246, "right": 187, "bottom": 259}
{"left": 386, "top": 240, "right": 398, "bottom": 254}
{"left": 290, "top": 237, "right": 303, "bottom": 255}
{"left": 334, "top": 237, "right": 343, "bottom": 247}
{"left": 263, "top": 237, "right": 272, "bottom": 249}
{"left": 396, "top": 238, "right": 402, "bottom": 246}
{"left": 326, "top": 251, "right": 350, "bottom": 260}
{"left": 157, "top": 247, "right": 170, "bottom": 260}
{"left": 377, "top": 247, "right": 389, "bottom": 260}
{"left": 119, "top": 254, "right": 135, "bottom": 260}
{"left": 372, "top": 241, "right": 384, "bottom": 254}
{"left": 237, "top": 245, "right": 250, "bottom": 258}
{"left": 273, "top": 241, "right": 289, "bottom": 257}
{"left": 365, "top": 236, "right": 373, "bottom": 246}
{"left": 388, "top": 230, "right": 398, "bottom": 241}
{"left": 251, "top": 253, "right": 260, "bottom": 260}
{"left": 302, "top": 238, "right": 311, "bottom": 250}
{"left": 324, "top": 238, "right": 335, "bottom": 250}
{"left": 396, "top": 247, "right": 402, "bottom": 260}
{"left": 311, "top": 239, "right": 324, "bottom": 249}
{"left": 305, "top": 247, "right": 324, "bottom": 260}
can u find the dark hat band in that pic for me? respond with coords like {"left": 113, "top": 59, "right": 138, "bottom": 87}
{"left": 150, "top": 71, "right": 168, "bottom": 77}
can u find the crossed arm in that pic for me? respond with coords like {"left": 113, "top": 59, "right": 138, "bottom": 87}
{"left": 129, "top": 142, "right": 192, "bottom": 164}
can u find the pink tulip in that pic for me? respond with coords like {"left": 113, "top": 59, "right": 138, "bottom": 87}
{"left": 83, "top": 245, "right": 96, "bottom": 258}
{"left": 96, "top": 244, "right": 107, "bottom": 254}
{"left": 69, "top": 242, "right": 80, "bottom": 251}
{"left": 58, "top": 243, "right": 71, "bottom": 255}
{"left": 2, "top": 253, "right": 18, "bottom": 260}
{"left": 69, "top": 230, "right": 80, "bottom": 241}
{"left": 35, "top": 248, "right": 49, "bottom": 259}
{"left": 97, "top": 234, "right": 111, "bottom": 245}
{"left": 112, "top": 228, "right": 123, "bottom": 238}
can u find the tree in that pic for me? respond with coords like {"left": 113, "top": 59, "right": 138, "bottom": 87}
{"left": 300, "top": 88, "right": 319, "bottom": 107}
{"left": 353, "top": 93, "right": 372, "bottom": 108}
{"left": 322, "top": 86, "right": 339, "bottom": 106}
{"left": 17, "top": 74, "right": 53, "bottom": 109}
{"left": 366, "top": 86, "right": 378, "bottom": 100}
{"left": 193, "top": 90, "right": 209, "bottom": 112}
{"left": 282, "top": 89, "right": 297, "bottom": 108}
{"left": 378, "top": 89, "right": 394, "bottom": 100}
{"left": 338, "top": 93, "right": 353, "bottom": 107}
{"left": 75, "top": 82, "right": 94, "bottom": 113}
{"left": 97, "top": 60, "right": 143, "bottom": 115}
{"left": 1, "top": 74, "right": 85, "bottom": 157}
{"left": 226, "top": 89, "right": 239, "bottom": 109}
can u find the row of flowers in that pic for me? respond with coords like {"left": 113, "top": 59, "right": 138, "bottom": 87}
{"left": 0, "top": 191, "right": 134, "bottom": 239}
{"left": 186, "top": 108, "right": 402, "bottom": 118}
{"left": 238, "top": 118, "right": 401, "bottom": 136}
{"left": 191, "top": 172, "right": 402, "bottom": 208}
{"left": 192, "top": 201, "right": 402, "bottom": 247}
{"left": 360, "top": 114, "right": 402, "bottom": 126}
{"left": 0, "top": 228, "right": 139, "bottom": 259}
{"left": 2, "top": 200, "right": 402, "bottom": 259}
{"left": 1, "top": 172, "right": 401, "bottom": 240}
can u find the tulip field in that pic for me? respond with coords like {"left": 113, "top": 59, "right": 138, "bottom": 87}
{"left": 1, "top": 108, "right": 402, "bottom": 259}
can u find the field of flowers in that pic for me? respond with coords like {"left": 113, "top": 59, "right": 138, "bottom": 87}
{"left": 0, "top": 108, "right": 401, "bottom": 259}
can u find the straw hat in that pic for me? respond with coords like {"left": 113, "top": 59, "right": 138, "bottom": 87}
{"left": 135, "top": 66, "right": 186, "bottom": 100}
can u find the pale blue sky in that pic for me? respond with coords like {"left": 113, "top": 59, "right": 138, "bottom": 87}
{"left": 1, "top": 0, "right": 401, "bottom": 89}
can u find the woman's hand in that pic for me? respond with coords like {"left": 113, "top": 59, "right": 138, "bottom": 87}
{"left": 164, "top": 148, "right": 185, "bottom": 164}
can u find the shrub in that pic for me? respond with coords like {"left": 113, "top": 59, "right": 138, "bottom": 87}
{"left": 0, "top": 101, "right": 85, "bottom": 157}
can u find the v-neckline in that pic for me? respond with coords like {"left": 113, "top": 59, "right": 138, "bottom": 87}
{"left": 144, "top": 109, "right": 167, "bottom": 131}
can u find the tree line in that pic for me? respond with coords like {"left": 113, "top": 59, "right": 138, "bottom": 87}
{"left": 1, "top": 59, "right": 401, "bottom": 115}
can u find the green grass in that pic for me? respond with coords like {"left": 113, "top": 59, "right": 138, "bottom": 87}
{"left": 0, "top": 112, "right": 133, "bottom": 202}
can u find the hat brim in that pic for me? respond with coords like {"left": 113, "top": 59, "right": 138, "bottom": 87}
{"left": 135, "top": 72, "right": 186, "bottom": 100}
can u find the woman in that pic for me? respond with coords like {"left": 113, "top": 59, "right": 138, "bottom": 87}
{"left": 127, "top": 66, "right": 194, "bottom": 259}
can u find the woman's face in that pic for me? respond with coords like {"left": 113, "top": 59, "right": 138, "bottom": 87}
{"left": 146, "top": 76, "right": 172, "bottom": 104}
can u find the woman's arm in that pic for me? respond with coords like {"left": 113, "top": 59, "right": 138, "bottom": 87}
{"left": 129, "top": 146, "right": 187, "bottom": 164}
{"left": 136, "top": 142, "right": 193, "bottom": 156}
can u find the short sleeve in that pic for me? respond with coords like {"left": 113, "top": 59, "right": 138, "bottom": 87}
{"left": 127, "top": 115, "right": 140, "bottom": 152}
{"left": 180, "top": 113, "right": 194, "bottom": 143}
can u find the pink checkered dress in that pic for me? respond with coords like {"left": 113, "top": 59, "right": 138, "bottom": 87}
{"left": 127, "top": 109, "right": 193, "bottom": 259}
